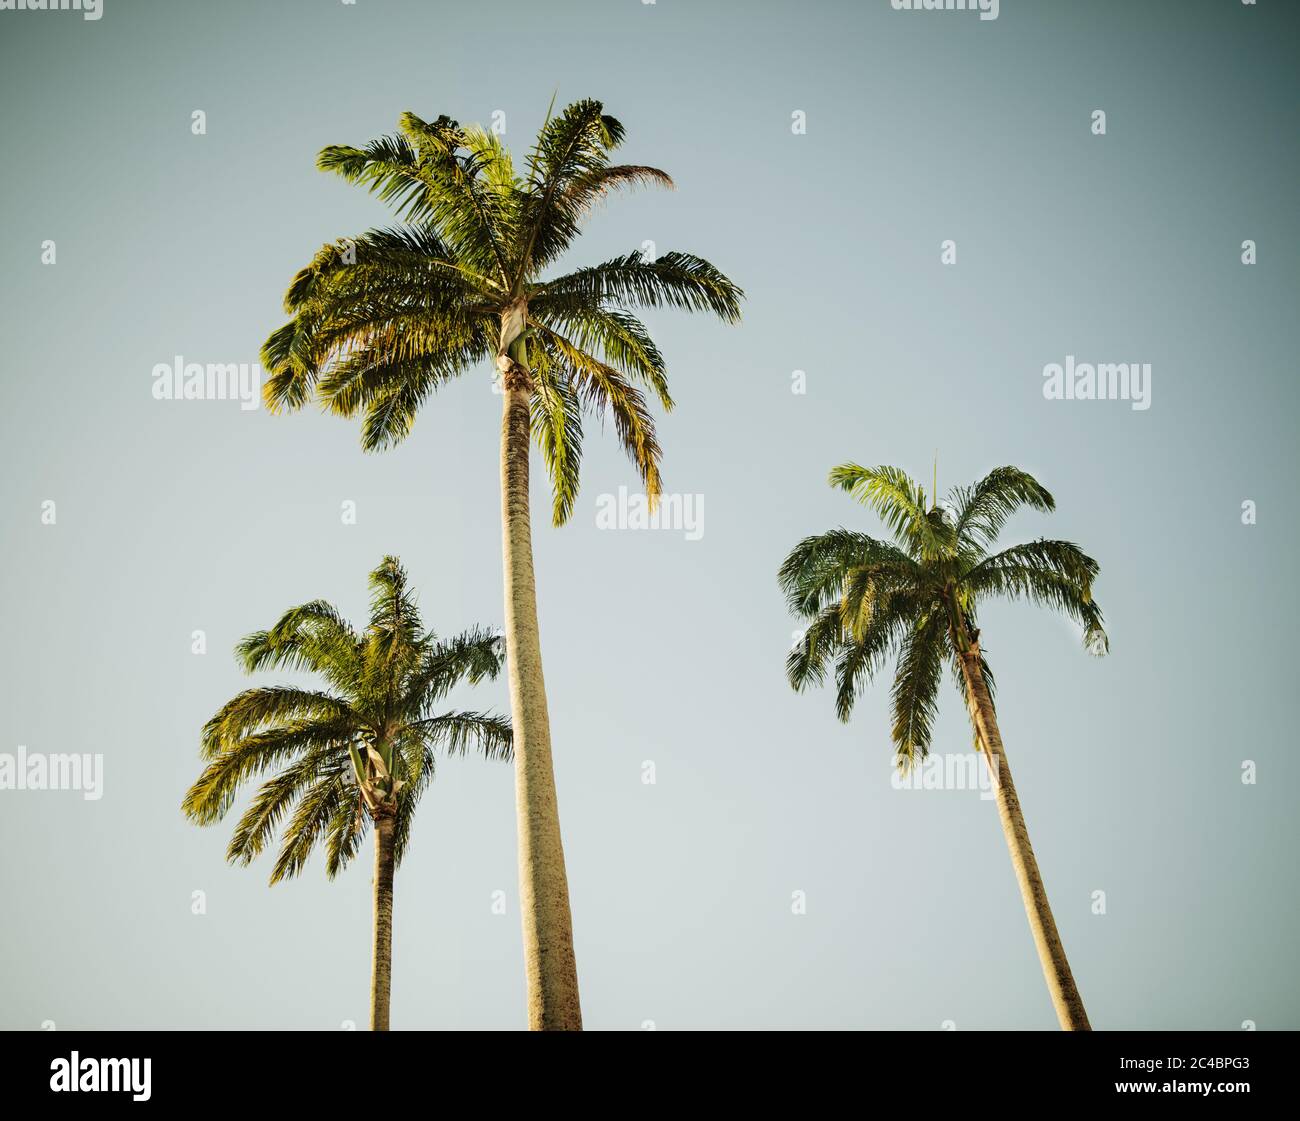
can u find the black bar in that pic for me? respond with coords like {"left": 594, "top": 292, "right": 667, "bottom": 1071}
{"left": 0, "top": 1029, "right": 1292, "bottom": 1106}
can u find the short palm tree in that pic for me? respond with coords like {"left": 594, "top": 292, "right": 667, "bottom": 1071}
{"left": 779, "top": 465, "right": 1107, "bottom": 1030}
{"left": 259, "top": 100, "right": 742, "bottom": 1029}
{"left": 182, "top": 556, "right": 511, "bottom": 1031}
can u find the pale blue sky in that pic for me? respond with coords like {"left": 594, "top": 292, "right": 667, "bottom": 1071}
{"left": 1, "top": 0, "right": 1296, "bottom": 1029}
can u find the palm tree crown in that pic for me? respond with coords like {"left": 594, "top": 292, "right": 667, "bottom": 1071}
{"left": 261, "top": 99, "right": 743, "bottom": 523}
{"left": 780, "top": 465, "right": 1108, "bottom": 767}
{"left": 182, "top": 556, "right": 511, "bottom": 881}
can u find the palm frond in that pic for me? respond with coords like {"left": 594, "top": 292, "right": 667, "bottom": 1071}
{"left": 236, "top": 601, "right": 361, "bottom": 689}
{"left": 225, "top": 749, "right": 346, "bottom": 868}
{"left": 412, "top": 711, "right": 514, "bottom": 762}
{"left": 317, "top": 133, "right": 431, "bottom": 221}
{"left": 402, "top": 626, "right": 505, "bottom": 713}
{"left": 535, "top": 251, "right": 742, "bottom": 323}
{"left": 530, "top": 344, "right": 585, "bottom": 525}
{"left": 533, "top": 305, "right": 671, "bottom": 409}
{"left": 964, "top": 540, "right": 1108, "bottom": 654}
{"left": 890, "top": 609, "right": 948, "bottom": 769}
{"left": 778, "top": 529, "right": 918, "bottom": 618}
{"left": 951, "top": 466, "right": 1055, "bottom": 551}
{"left": 270, "top": 771, "right": 350, "bottom": 884}
{"left": 535, "top": 323, "right": 663, "bottom": 502}
{"left": 514, "top": 99, "right": 625, "bottom": 277}
{"left": 828, "top": 464, "right": 953, "bottom": 560}
{"left": 200, "top": 688, "right": 356, "bottom": 759}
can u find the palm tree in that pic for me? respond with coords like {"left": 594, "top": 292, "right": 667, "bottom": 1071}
{"left": 258, "top": 100, "right": 742, "bottom": 1029}
{"left": 182, "top": 556, "right": 511, "bottom": 1031}
{"left": 779, "top": 465, "right": 1107, "bottom": 1030}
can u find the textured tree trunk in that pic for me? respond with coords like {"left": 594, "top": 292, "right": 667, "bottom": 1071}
{"left": 370, "top": 813, "right": 396, "bottom": 1031}
{"left": 496, "top": 320, "right": 583, "bottom": 1031}
{"left": 957, "top": 641, "right": 1092, "bottom": 1031}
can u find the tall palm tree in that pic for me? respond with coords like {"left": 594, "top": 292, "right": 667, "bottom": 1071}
{"left": 182, "top": 556, "right": 511, "bottom": 1031}
{"left": 258, "top": 100, "right": 742, "bottom": 1029}
{"left": 779, "top": 465, "right": 1107, "bottom": 1030}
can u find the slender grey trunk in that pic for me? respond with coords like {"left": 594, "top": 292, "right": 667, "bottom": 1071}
{"left": 958, "top": 638, "right": 1091, "bottom": 1031}
{"left": 370, "top": 813, "right": 396, "bottom": 1031}
{"left": 497, "top": 309, "right": 583, "bottom": 1031}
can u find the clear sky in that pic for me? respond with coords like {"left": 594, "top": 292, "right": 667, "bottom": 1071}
{"left": 1, "top": 0, "right": 1296, "bottom": 1030}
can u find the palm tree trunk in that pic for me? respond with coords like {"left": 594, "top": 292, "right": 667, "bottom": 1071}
{"left": 370, "top": 813, "right": 396, "bottom": 1031}
{"left": 957, "top": 641, "right": 1091, "bottom": 1031}
{"left": 497, "top": 345, "right": 583, "bottom": 1031}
